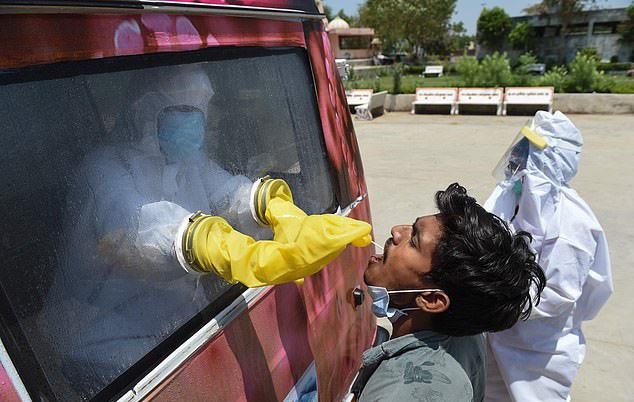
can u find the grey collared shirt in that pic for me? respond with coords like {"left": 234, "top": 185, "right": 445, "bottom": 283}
{"left": 358, "top": 330, "right": 486, "bottom": 402}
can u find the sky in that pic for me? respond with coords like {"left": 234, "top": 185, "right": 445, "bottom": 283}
{"left": 325, "top": 0, "right": 632, "bottom": 34}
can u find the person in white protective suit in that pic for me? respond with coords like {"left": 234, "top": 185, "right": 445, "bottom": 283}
{"left": 38, "top": 65, "right": 264, "bottom": 397}
{"left": 483, "top": 111, "right": 614, "bottom": 402}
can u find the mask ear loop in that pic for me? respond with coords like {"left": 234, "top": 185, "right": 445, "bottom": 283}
{"left": 386, "top": 289, "right": 445, "bottom": 310}
{"left": 387, "top": 289, "right": 444, "bottom": 294}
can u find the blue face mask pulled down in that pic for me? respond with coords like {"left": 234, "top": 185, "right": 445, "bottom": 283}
{"left": 157, "top": 105, "right": 205, "bottom": 162}
{"left": 367, "top": 285, "right": 444, "bottom": 323}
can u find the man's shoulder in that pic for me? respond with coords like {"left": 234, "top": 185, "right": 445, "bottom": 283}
{"left": 359, "top": 334, "right": 479, "bottom": 402}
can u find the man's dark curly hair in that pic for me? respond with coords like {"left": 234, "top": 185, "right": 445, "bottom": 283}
{"left": 424, "top": 183, "right": 546, "bottom": 336}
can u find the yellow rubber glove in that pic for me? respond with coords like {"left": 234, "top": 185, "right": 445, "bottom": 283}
{"left": 180, "top": 180, "right": 371, "bottom": 287}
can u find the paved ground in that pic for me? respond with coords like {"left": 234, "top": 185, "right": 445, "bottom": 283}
{"left": 354, "top": 112, "right": 634, "bottom": 401}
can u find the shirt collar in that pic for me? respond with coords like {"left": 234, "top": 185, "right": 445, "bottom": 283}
{"left": 361, "top": 330, "right": 449, "bottom": 367}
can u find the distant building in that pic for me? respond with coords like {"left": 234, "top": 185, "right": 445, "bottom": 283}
{"left": 518, "top": 7, "right": 632, "bottom": 62}
{"left": 481, "top": 7, "right": 633, "bottom": 63}
{"left": 326, "top": 17, "right": 377, "bottom": 63}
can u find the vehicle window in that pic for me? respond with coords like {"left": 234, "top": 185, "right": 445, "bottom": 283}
{"left": 339, "top": 36, "right": 372, "bottom": 50}
{"left": 0, "top": 46, "right": 336, "bottom": 401}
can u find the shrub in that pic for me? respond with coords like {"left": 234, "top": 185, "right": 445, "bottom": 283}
{"left": 516, "top": 52, "right": 538, "bottom": 70}
{"left": 597, "top": 62, "right": 633, "bottom": 72}
{"left": 376, "top": 67, "right": 391, "bottom": 77}
{"left": 405, "top": 65, "right": 425, "bottom": 75}
{"left": 456, "top": 56, "right": 480, "bottom": 86}
{"left": 612, "top": 79, "right": 634, "bottom": 94}
{"left": 513, "top": 52, "right": 538, "bottom": 85}
{"left": 391, "top": 64, "right": 404, "bottom": 94}
{"left": 593, "top": 73, "right": 616, "bottom": 93}
{"left": 566, "top": 52, "right": 616, "bottom": 93}
{"left": 539, "top": 66, "right": 568, "bottom": 93}
{"left": 400, "top": 81, "right": 418, "bottom": 94}
{"left": 373, "top": 77, "right": 383, "bottom": 92}
{"left": 511, "top": 74, "right": 537, "bottom": 86}
{"left": 567, "top": 52, "right": 599, "bottom": 92}
{"left": 347, "top": 65, "right": 357, "bottom": 81}
{"left": 478, "top": 52, "right": 513, "bottom": 87}
{"left": 344, "top": 80, "right": 358, "bottom": 90}
{"left": 578, "top": 47, "right": 600, "bottom": 62}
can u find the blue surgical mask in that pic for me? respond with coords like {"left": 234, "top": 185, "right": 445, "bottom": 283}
{"left": 157, "top": 105, "right": 205, "bottom": 162}
{"left": 367, "top": 285, "right": 444, "bottom": 323}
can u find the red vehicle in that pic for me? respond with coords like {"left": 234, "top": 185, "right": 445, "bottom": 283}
{"left": 0, "top": 1, "right": 376, "bottom": 401}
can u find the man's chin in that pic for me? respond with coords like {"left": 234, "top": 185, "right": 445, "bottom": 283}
{"left": 364, "top": 258, "right": 383, "bottom": 285}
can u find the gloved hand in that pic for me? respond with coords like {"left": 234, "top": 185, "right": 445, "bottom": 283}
{"left": 177, "top": 179, "right": 372, "bottom": 287}
{"left": 136, "top": 201, "right": 192, "bottom": 266}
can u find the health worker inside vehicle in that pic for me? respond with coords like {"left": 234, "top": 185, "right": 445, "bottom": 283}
{"left": 37, "top": 64, "right": 266, "bottom": 396}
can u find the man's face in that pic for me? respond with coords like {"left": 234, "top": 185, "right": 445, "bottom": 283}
{"left": 364, "top": 215, "right": 443, "bottom": 292}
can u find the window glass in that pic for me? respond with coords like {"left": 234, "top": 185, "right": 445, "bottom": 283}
{"left": 0, "top": 46, "right": 335, "bottom": 401}
{"left": 593, "top": 23, "right": 616, "bottom": 35}
{"left": 566, "top": 24, "right": 588, "bottom": 35}
{"left": 339, "top": 36, "right": 372, "bottom": 50}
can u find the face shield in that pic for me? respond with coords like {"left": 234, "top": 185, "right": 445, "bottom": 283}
{"left": 492, "top": 121, "right": 549, "bottom": 182}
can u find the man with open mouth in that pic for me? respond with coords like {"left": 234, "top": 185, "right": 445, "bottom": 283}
{"left": 354, "top": 183, "right": 547, "bottom": 402}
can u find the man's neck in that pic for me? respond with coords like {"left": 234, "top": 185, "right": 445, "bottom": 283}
{"left": 391, "top": 314, "right": 434, "bottom": 338}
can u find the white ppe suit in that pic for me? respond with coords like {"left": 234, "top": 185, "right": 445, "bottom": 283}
{"left": 484, "top": 111, "right": 613, "bottom": 402}
{"left": 38, "top": 65, "right": 262, "bottom": 398}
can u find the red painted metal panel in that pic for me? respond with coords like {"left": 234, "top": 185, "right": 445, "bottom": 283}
{"left": 0, "top": 363, "right": 21, "bottom": 402}
{"left": 299, "top": 204, "right": 375, "bottom": 402}
{"left": 0, "top": 14, "right": 305, "bottom": 70}
{"left": 148, "top": 285, "right": 314, "bottom": 401}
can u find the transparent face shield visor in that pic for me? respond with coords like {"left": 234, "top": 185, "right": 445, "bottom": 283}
{"left": 492, "top": 121, "right": 549, "bottom": 181}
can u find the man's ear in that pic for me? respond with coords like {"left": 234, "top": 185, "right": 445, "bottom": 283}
{"left": 415, "top": 291, "right": 450, "bottom": 314}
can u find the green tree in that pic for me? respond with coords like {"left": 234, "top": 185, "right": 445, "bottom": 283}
{"left": 508, "top": 22, "right": 534, "bottom": 52}
{"left": 449, "top": 22, "right": 475, "bottom": 54}
{"left": 336, "top": 9, "right": 360, "bottom": 27}
{"left": 359, "top": 0, "right": 457, "bottom": 58}
{"left": 477, "top": 7, "right": 512, "bottom": 49}
{"left": 323, "top": 4, "right": 335, "bottom": 21}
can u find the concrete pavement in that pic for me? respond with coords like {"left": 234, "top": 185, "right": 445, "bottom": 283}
{"left": 354, "top": 112, "right": 634, "bottom": 401}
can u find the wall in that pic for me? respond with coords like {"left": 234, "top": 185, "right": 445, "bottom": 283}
{"left": 553, "top": 93, "right": 634, "bottom": 114}
{"left": 327, "top": 33, "right": 374, "bottom": 60}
